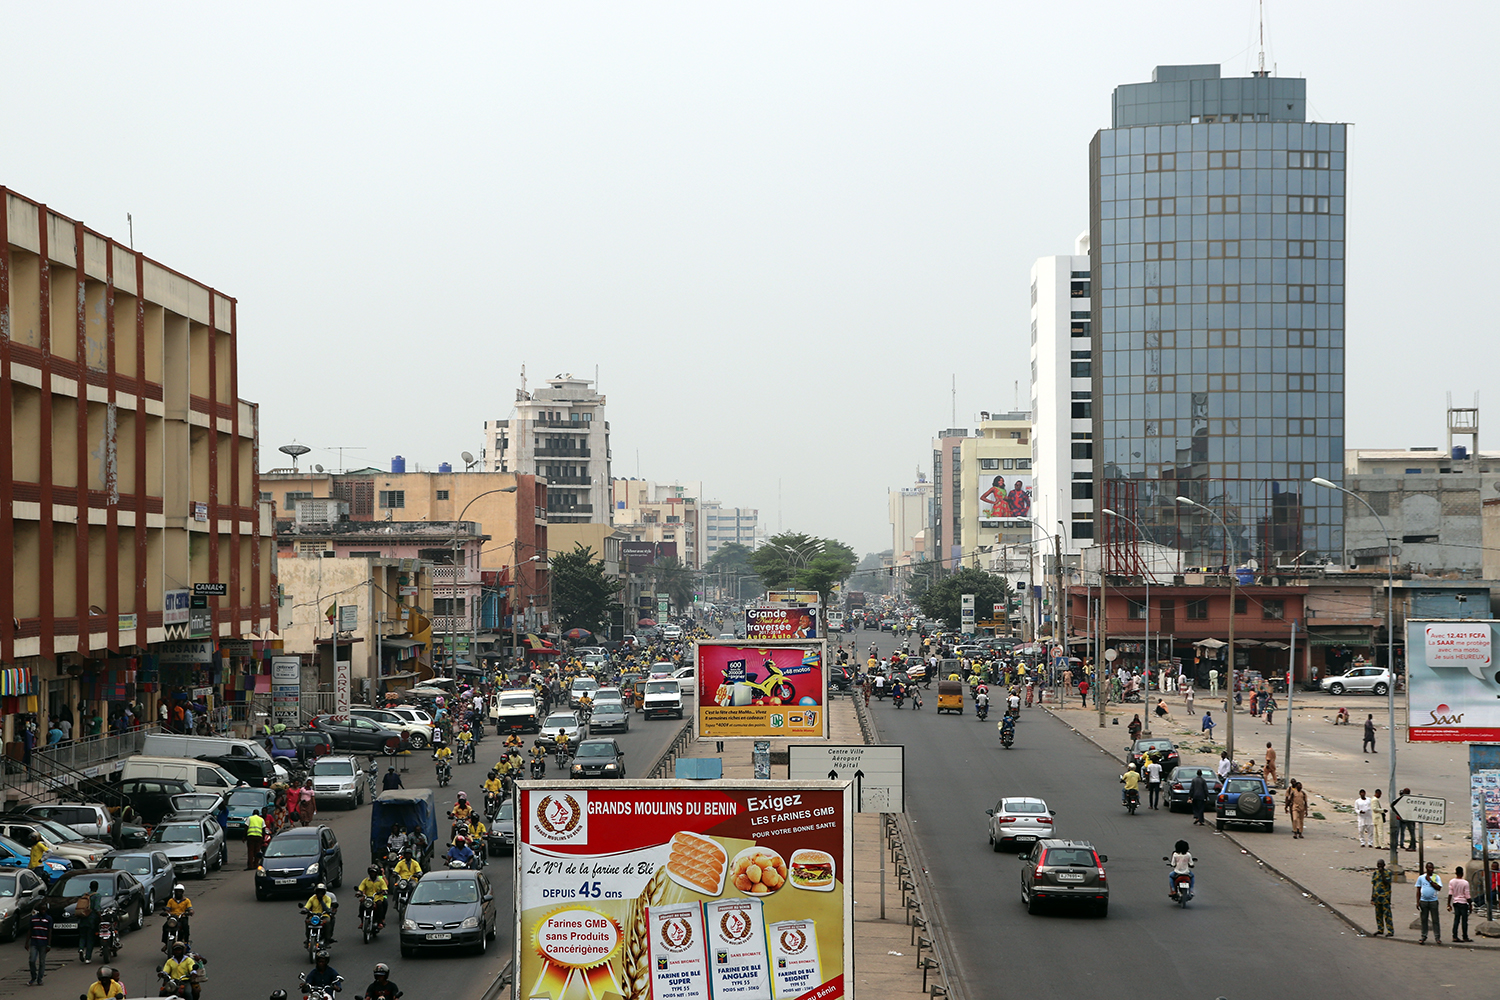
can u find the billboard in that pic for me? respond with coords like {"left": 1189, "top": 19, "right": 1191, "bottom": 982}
{"left": 764, "top": 591, "right": 820, "bottom": 605}
{"left": 697, "top": 641, "right": 827, "bottom": 740}
{"left": 979, "top": 474, "right": 1033, "bottom": 522}
{"left": 1407, "top": 620, "right": 1500, "bottom": 742}
{"left": 515, "top": 781, "right": 853, "bottom": 1000}
{"left": 1469, "top": 744, "right": 1500, "bottom": 860}
{"left": 623, "top": 542, "right": 680, "bottom": 570}
{"left": 745, "top": 606, "right": 819, "bottom": 640}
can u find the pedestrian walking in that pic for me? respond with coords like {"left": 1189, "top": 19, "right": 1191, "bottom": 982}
{"left": 1395, "top": 788, "right": 1417, "bottom": 850}
{"left": 1263, "top": 692, "right": 1277, "bottom": 726}
{"left": 1078, "top": 678, "right": 1089, "bottom": 707}
{"left": 1249, "top": 690, "right": 1259, "bottom": 716}
{"left": 25, "top": 906, "right": 51, "bottom": 984}
{"left": 298, "top": 779, "right": 316, "bottom": 826}
{"left": 1370, "top": 859, "right": 1394, "bottom": 936}
{"left": 246, "top": 810, "right": 266, "bottom": 869}
{"left": 1184, "top": 687, "right": 1194, "bottom": 716}
{"left": 1372, "top": 788, "right": 1387, "bottom": 850}
{"left": 1449, "top": 866, "right": 1472, "bottom": 942}
{"left": 1288, "top": 780, "right": 1309, "bottom": 839}
{"left": 1363, "top": 714, "right": 1377, "bottom": 753}
{"left": 1264, "top": 743, "right": 1278, "bottom": 786}
{"left": 1145, "top": 757, "right": 1163, "bottom": 810}
{"left": 1416, "top": 862, "right": 1444, "bottom": 944}
{"left": 1354, "top": 790, "right": 1374, "bottom": 847}
{"left": 1201, "top": 711, "right": 1216, "bottom": 741}
{"left": 1209, "top": 668, "right": 1219, "bottom": 695}
{"left": 1189, "top": 771, "right": 1210, "bottom": 826}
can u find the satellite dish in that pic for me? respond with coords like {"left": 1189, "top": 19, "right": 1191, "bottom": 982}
{"left": 1245, "top": 559, "right": 1260, "bottom": 571}
{"left": 314, "top": 464, "right": 325, "bottom": 473}
{"left": 278, "top": 443, "right": 311, "bottom": 470}
{"left": 461, "top": 451, "right": 475, "bottom": 466}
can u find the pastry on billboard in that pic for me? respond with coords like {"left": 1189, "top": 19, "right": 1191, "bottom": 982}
{"left": 730, "top": 847, "right": 787, "bottom": 896}
{"left": 666, "top": 831, "right": 728, "bottom": 895}
{"left": 789, "top": 849, "right": 835, "bottom": 890}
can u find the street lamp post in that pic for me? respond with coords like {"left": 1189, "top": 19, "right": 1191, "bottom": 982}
{"left": 1019, "top": 519, "right": 1065, "bottom": 682}
{"left": 1311, "top": 475, "right": 1399, "bottom": 871}
{"left": 1102, "top": 507, "right": 1152, "bottom": 736}
{"left": 1175, "top": 495, "right": 1237, "bottom": 761}
{"left": 450, "top": 486, "right": 519, "bottom": 676}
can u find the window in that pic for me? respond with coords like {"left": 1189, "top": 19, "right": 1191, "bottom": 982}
{"left": 1262, "top": 599, "right": 1285, "bottom": 620}
{"left": 378, "top": 490, "right": 405, "bottom": 509}
{"left": 979, "top": 458, "right": 1000, "bottom": 470}
{"left": 1016, "top": 459, "right": 1031, "bottom": 470}
{"left": 433, "top": 597, "right": 467, "bottom": 616}
{"left": 1143, "top": 242, "right": 1176, "bottom": 260}
{"left": 1187, "top": 599, "right": 1208, "bottom": 620}
{"left": 1071, "top": 320, "right": 1092, "bottom": 338}
{"left": 1234, "top": 597, "right": 1247, "bottom": 615}
{"left": 1071, "top": 401, "right": 1092, "bottom": 418}
{"left": 297, "top": 541, "right": 326, "bottom": 557}
{"left": 1206, "top": 241, "right": 1240, "bottom": 258}
{"left": 1144, "top": 287, "right": 1176, "bottom": 304}
{"left": 1071, "top": 442, "right": 1093, "bottom": 460}
{"left": 348, "top": 551, "right": 381, "bottom": 559}
{"left": 259, "top": 491, "right": 273, "bottom": 502}
{"left": 1072, "top": 482, "right": 1094, "bottom": 500}
{"left": 436, "top": 490, "right": 449, "bottom": 501}
{"left": 1071, "top": 521, "right": 1094, "bottom": 540}
{"left": 1070, "top": 279, "right": 1091, "bottom": 298}
{"left": 1071, "top": 310, "right": 1090, "bottom": 320}
{"left": 1071, "top": 361, "right": 1092, "bottom": 378}
{"left": 1287, "top": 196, "right": 1330, "bottom": 214}
{"left": 1206, "top": 195, "right": 1240, "bottom": 214}
{"left": 1287, "top": 285, "right": 1317, "bottom": 302}
{"left": 1287, "top": 241, "right": 1317, "bottom": 258}
{"left": 1144, "top": 198, "right": 1176, "bottom": 216}
{"left": 1144, "top": 153, "right": 1176, "bottom": 171}
{"left": 1030, "top": 281, "right": 1038, "bottom": 306}
{"left": 1002, "top": 459, "right": 1016, "bottom": 470}
{"left": 1287, "top": 330, "right": 1317, "bottom": 347}
{"left": 1207, "top": 150, "right": 1241, "bottom": 169}
{"left": 1287, "top": 151, "right": 1330, "bottom": 169}
{"left": 1127, "top": 600, "right": 1147, "bottom": 620}
{"left": 284, "top": 491, "right": 312, "bottom": 511}
{"left": 1206, "top": 285, "right": 1241, "bottom": 303}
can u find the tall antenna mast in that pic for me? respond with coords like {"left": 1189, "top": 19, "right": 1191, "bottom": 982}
{"left": 520, "top": 364, "right": 527, "bottom": 395}
{"left": 1257, "top": 0, "right": 1266, "bottom": 75}
{"left": 952, "top": 374, "right": 957, "bottom": 426}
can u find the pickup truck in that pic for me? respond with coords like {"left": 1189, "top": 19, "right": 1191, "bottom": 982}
{"left": 1216, "top": 774, "right": 1276, "bottom": 832}
{"left": 490, "top": 690, "right": 542, "bottom": 734}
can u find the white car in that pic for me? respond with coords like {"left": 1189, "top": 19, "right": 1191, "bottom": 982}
{"left": 985, "top": 797, "right": 1056, "bottom": 852}
{"left": 662, "top": 626, "right": 683, "bottom": 641}
{"left": 350, "top": 707, "right": 433, "bottom": 750}
{"left": 1320, "top": 666, "right": 1393, "bottom": 696}
{"left": 671, "top": 666, "right": 696, "bottom": 695}
{"left": 310, "top": 755, "right": 369, "bottom": 809}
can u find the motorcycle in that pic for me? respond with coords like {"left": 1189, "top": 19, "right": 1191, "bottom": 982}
{"left": 298, "top": 972, "right": 344, "bottom": 1000}
{"left": 484, "top": 791, "right": 501, "bottom": 822}
{"left": 456, "top": 740, "right": 475, "bottom": 765}
{"left": 435, "top": 760, "right": 452, "bottom": 787}
{"left": 303, "top": 912, "right": 329, "bottom": 962}
{"left": 892, "top": 691, "right": 905, "bottom": 709}
{"left": 92, "top": 907, "right": 119, "bottom": 963}
{"left": 976, "top": 700, "right": 990, "bottom": 722}
{"left": 1164, "top": 858, "right": 1195, "bottom": 906}
{"left": 162, "top": 914, "right": 188, "bottom": 954}
{"left": 158, "top": 968, "right": 195, "bottom": 999}
{"left": 1122, "top": 786, "right": 1140, "bottom": 816}
{"left": 999, "top": 719, "right": 1015, "bottom": 749}
{"left": 394, "top": 877, "right": 415, "bottom": 916}
{"left": 357, "top": 892, "right": 381, "bottom": 943}
{"left": 529, "top": 756, "right": 546, "bottom": 779}
{"left": 554, "top": 743, "right": 570, "bottom": 768}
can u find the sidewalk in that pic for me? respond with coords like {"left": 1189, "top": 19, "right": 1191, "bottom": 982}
{"left": 670, "top": 696, "right": 935, "bottom": 1000}
{"left": 1041, "top": 688, "right": 1500, "bottom": 944}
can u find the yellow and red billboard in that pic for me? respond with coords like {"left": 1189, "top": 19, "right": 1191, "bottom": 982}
{"left": 696, "top": 641, "right": 828, "bottom": 740}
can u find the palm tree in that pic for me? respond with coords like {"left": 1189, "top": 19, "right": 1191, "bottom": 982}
{"left": 646, "top": 557, "right": 695, "bottom": 614}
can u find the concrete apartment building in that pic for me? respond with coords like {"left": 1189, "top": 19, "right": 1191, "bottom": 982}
{"left": 960, "top": 412, "right": 1035, "bottom": 572}
{"left": 888, "top": 480, "right": 932, "bottom": 573}
{"left": 702, "top": 501, "right": 760, "bottom": 558}
{"left": 262, "top": 467, "right": 550, "bottom": 625}
{"left": 611, "top": 479, "right": 705, "bottom": 570}
{"left": 482, "top": 373, "right": 610, "bottom": 524}
{"left": 1, "top": 187, "right": 275, "bottom": 736}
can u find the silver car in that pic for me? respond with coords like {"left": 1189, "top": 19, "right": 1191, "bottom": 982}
{"left": 147, "top": 817, "right": 224, "bottom": 877}
{"left": 310, "top": 755, "right": 368, "bottom": 809}
{"left": 539, "top": 712, "right": 585, "bottom": 749}
{"left": 985, "top": 797, "right": 1057, "bottom": 852}
{"left": 1320, "top": 666, "right": 1393, "bottom": 696}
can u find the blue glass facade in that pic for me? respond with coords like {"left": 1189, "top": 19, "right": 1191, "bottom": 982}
{"left": 1090, "top": 66, "right": 1346, "bottom": 568}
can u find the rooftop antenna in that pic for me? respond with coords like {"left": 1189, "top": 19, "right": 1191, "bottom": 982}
{"left": 126, "top": 213, "right": 134, "bottom": 249}
{"left": 318, "top": 445, "right": 366, "bottom": 474}
{"left": 1255, "top": 0, "right": 1268, "bottom": 77}
{"left": 520, "top": 364, "right": 527, "bottom": 395}
{"left": 952, "top": 374, "right": 957, "bottom": 426}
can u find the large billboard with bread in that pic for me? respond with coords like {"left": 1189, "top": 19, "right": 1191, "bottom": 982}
{"left": 515, "top": 781, "right": 852, "bottom": 1000}
{"left": 696, "top": 641, "right": 828, "bottom": 740}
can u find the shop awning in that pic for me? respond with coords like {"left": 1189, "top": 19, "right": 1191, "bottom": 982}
{"left": 382, "top": 638, "right": 421, "bottom": 649}
{"left": 1194, "top": 638, "right": 1227, "bottom": 649}
{"left": 472, "top": 634, "right": 504, "bottom": 644}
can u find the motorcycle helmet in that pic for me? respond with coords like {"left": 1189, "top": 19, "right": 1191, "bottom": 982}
{"left": 315, "top": 950, "right": 331, "bottom": 963}
{"left": 271, "top": 992, "right": 289, "bottom": 1000}
{"left": 457, "top": 791, "right": 467, "bottom": 801}
{"left": 316, "top": 883, "right": 328, "bottom": 892}
{"left": 172, "top": 941, "right": 188, "bottom": 955}
{"left": 97, "top": 967, "right": 115, "bottom": 982}
{"left": 368, "top": 865, "right": 381, "bottom": 877}
{"left": 373, "top": 963, "right": 391, "bottom": 978}
{"left": 454, "top": 835, "right": 467, "bottom": 846}
{"left": 172, "top": 883, "right": 186, "bottom": 895}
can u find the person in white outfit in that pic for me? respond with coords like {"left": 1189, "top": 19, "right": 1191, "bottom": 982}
{"left": 1354, "top": 790, "right": 1374, "bottom": 846}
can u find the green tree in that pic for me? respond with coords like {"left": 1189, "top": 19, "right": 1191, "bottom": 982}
{"left": 704, "top": 542, "right": 759, "bottom": 603}
{"left": 549, "top": 544, "right": 622, "bottom": 636}
{"left": 917, "top": 566, "right": 1011, "bottom": 629}
{"left": 646, "top": 556, "right": 695, "bottom": 614}
{"left": 750, "top": 533, "right": 858, "bottom": 607}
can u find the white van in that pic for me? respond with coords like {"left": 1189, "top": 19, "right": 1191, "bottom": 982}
{"left": 117, "top": 756, "right": 240, "bottom": 791}
{"left": 143, "top": 733, "right": 274, "bottom": 762}
{"left": 642, "top": 679, "right": 684, "bottom": 720}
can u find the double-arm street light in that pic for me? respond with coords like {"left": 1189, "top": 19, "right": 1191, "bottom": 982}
{"left": 1311, "top": 475, "right": 1399, "bottom": 870}
{"left": 446, "top": 487, "right": 519, "bottom": 676}
{"left": 1175, "top": 495, "right": 1238, "bottom": 760}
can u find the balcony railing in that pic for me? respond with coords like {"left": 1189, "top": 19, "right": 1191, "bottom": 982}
{"left": 428, "top": 566, "right": 481, "bottom": 585}
{"left": 535, "top": 446, "right": 592, "bottom": 458}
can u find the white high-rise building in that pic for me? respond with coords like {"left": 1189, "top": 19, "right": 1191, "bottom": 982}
{"left": 1030, "top": 235, "right": 1097, "bottom": 564}
{"left": 483, "top": 373, "right": 611, "bottom": 524}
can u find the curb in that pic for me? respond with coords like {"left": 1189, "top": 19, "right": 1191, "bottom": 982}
{"left": 1035, "top": 702, "right": 1500, "bottom": 950}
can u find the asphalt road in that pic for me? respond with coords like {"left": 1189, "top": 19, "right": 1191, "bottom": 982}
{"left": 854, "top": 629, "right": 1492, "bottom": 1000}
{"left": 3, "top": 702, "right": 690, "bottom": 1000}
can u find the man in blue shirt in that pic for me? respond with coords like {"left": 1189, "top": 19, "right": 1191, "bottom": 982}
{"left": 1416, "top": 861, "right": 1444, "bottom": 944}
{"left": 446, "top": 836, "right": 475, "bottom": 869}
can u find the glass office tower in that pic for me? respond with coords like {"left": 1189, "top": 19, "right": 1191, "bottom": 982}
{"left": 1090, "top": 64, "right": 1346, "bottom": 572}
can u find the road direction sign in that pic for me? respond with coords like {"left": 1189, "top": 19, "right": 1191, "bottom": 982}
{"left": 788, "top": 744, "right": 905, "bottom": 813}
{"left": 1395, "top": 793, "right": 1447, "bottom": 826}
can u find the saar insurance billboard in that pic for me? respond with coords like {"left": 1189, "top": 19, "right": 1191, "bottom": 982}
{"left": 696, "top": 641, "right": 828, "bottom": 740}
{"left": 515, "top": 781, "right": 853, "bottom": 1000}
{"left": 1407, "top": 620, "right": 1500, "bottom": 742}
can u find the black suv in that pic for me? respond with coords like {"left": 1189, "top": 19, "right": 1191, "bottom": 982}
{"left": 1125, "top": 738, "right": 1180, "bottom": 775}
{"left": 1019, "top": 839, "right": 1109, "bottom": 917}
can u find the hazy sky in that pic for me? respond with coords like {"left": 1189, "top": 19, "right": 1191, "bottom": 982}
{"left": 5, "top": 3, "right": 1495, "bottom": 555}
